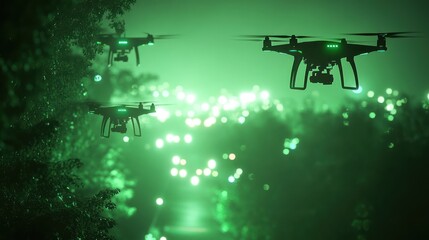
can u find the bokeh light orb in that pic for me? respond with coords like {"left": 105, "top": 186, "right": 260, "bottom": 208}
{"left": 228, "top": 176, "right": 235, "bottom": 183}
{"left": 179, "top": 169, "right": 187, "bottom": 178}
{"left": 170, "top": 168, "right": 178, "bottom": 176}
{"left": 122, "top": 136, "right": 129, "bottom": 143}
{"left": 93, "top": 74, "right": 102, "bottom": 82}
{"left": 228, "top": 153, "right": 236, "bottom": 160}
{"left": 190, "top": 176, "right": 200, "bottom": 186}
{"left": 172, "top": 155, "right": 180, "bottom": 165}
{"left": 156, "top": 197, "right": 164, "bottom": 206}
{"left": 184, "top": 134, "right": 193, "bottom": 143}
{"left": 208, "top": 159, "right": 216, "bottom": 169}
{"left": 155, "top": 139, "right": 164, "bottom": 148}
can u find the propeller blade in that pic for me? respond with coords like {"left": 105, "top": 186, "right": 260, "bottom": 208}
{"left": 344, "top": 31, "right": 420, "bottom": 38}
{"left": 233, "top": 39, "right": 288, "bottom": 43}
{"left": 238, "top": 34, "right": 316, "bottom": 39}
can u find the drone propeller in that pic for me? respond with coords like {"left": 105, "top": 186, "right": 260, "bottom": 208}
{"left": 143, "top": 32, "right": 179, "bottom": 39}
{"left": 323, "top": 38, "right": 371, "bottom": 43}
{"left": 239, "top": 34, "right": 316, "bottom": 39}
{"left": 344, "top": 31, "right": 420, "bottom": 38}
{"left": 234, "top": 38, "right": 288, "bottom": 43}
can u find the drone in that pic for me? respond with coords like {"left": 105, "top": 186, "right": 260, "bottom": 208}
{"left": 96, "top": 23, "right": 176, "bottom": 66}
{"left": 88, "top": 102, "right": 156, "bottom": 138}
{"left": 240, "top": 32, "right": 418, "bottom": 90}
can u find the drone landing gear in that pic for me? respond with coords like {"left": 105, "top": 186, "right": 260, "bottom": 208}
{"left": 290, "top": 56, "right": 308, "bottom": 90}
{"left": 338, "top": 57, "right": 359, "bottom": 90}
{"left": 101, "top": 116, "right": 112, "bottom": 138}
{"left": 131, "top": 117, "right": 142, "bottom": 137}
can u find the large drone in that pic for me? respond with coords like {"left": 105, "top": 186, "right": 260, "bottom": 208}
{"left": 96, "top": 21, "right": 175, "bottom": 67}
{"left": 88, "top": 102, "right": 156, "bottom": 138}
{"left": 240, "top": 32, "right": 418, "bottom": 90}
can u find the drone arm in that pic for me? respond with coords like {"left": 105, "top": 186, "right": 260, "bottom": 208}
{"left": 134, "top": 46, "right": 140, "bottom": 66}
{"left": 290, "top": 56, "right": 306, "bottom": 90}
{"left": 344, "top": 57, "right": 359, "bottom": 90}
{"left": 131, "top": 117, "right": 142, "bottom": 137}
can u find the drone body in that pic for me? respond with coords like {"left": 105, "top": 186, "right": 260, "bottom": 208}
{"left": 89, "top": 102, "right": 156, "bottom": 138}
{"left": 242, "top": 32, "right": 416, "bottom": 90}
{"left": 97, "top": 34, "right": 154, "bottom": 67}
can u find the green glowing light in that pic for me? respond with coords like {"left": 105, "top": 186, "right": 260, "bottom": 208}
{"left": 388, "top": 142, "right": 395, "bottom": 149}
{"left": 387, "top": 115, "right": 394, "bottom": 121}
{"left": 369, "top": 112, "right": 376, "bottom": 119}
{"left": 212, "top": 171, "right": 219, "bottom": 177}
{"left": 172, "top": 155, "right": 180, "bottom": 165}
{"left": 118, "top": 108, "right": 127, "bottom": 112}
{"left": 196, "top": 169, "right": 203, "bottom": 175}
{"left": 155, "top": 139, "right": 164, "bottom": 148}
{"left": 342, "top": 112, "right": 349, "bottom": 119}
{"left": 385, "top": 103, "right": 394, "bottom": 111}
{"left": 221, "top": 190, "right": 228, "bottom": 199}
{"left": 367, "top": 91, "right": 375, "bottom": 98}
{"left": 260, "top": 90, "right": 270, "bottom": 100}
{"left": 377, "top": 96, "right": 385, "bottom": 103}
{"left": 327, "top": 44, "right": 338, "bottom": 48}
{"left": 160, "top": 237, "right": 167, "bottom": 240}
{"left": 170, "top": 168, "right": 178, "bottom": 176}
{"left": 94, "top": 74, "right": 102, "bottom": 82}
{"left": 238, "top": 116, "right": 246, "bottom": 124}
{"left": 222, "top": 153, "right": 228, "bottom": 159}
{"left": 123, "top": 136, "right": 129, "bottom": 143}
{"left": 228, "top": 153, "right": 236, "bottom": 160}
{"left": 118, "top": 40, "right": 128, "bottom": 45}
{"left": 180, "top": 159, "right": 187, "bottom": 166}
{"left": 236, "top": 168, "right": 243, "bottom": 175}
{"left": 427, "top": 93, "right": 429, "bottom": 100}
{"left": 184, "top": 134, "right": 193, "bottom": 143}
{"left": 179, "top": 169, "right": 187, "bottom": 178}
{"left": 203, "top": 168, "right": 212, "bottom": 176}
{"left": 156, "top": 198, "right": 164, "bottom": 206}
{"left": 386, "top": 88, "right": 393, "bottom": 95}
{"left": 263, "top": 184, "right": 270, "bottom": 191}
{"left": 228, "top": 176, "right": 235, "bottom": 183}
{"left": 96, "top": 41, "right": 101, "bottom": 45}
{"left": 190, "top": 176, "right": 200, "bottom": 186}
{"left": 283, "top": 149, "right": 290, "bottom": 155}
{"left": 208, "top": 159, "right": 216, "bottom": 169}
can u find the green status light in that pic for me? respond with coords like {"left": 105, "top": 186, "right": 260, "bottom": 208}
{"left": 118, "top": 40, "right": 128, "bottom": 45}
{"left": 327, "top": 44, "right": 339, "bottom": 48}
{"left": 118, "top": 108, "right": 127, "bottom": 112}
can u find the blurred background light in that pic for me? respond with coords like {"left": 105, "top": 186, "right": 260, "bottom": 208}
{"left": 156, "top": 198, "right": 164, "bottom": 206}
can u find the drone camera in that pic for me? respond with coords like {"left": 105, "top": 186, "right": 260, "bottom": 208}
{"left": 114, "top": 55, "right": 129, "bottom": 62}
{"left": 310, "top": 72, "right": 334, "bottom": 85}
{"left": 111, "top": 125, "right": 127, "bottom": 133}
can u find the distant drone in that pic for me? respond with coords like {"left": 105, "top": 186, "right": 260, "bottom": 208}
{"left": 88, "top": 102, "right": 156, "bottom": 138}
{"left": 240, "top": 32, "right": 418, "bottom": 90}
{"left": 96, "top": 22, "right": 176, "bottom": 67}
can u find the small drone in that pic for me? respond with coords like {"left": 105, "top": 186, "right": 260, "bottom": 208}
{"left": 240, "top": 32, "right": 418, "bottom": 90}
{"left": 96, "top": 21, "right": 176, "bottom": 67}
{"left": 88, "top": 102, "right": 156, "bottom": 138}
